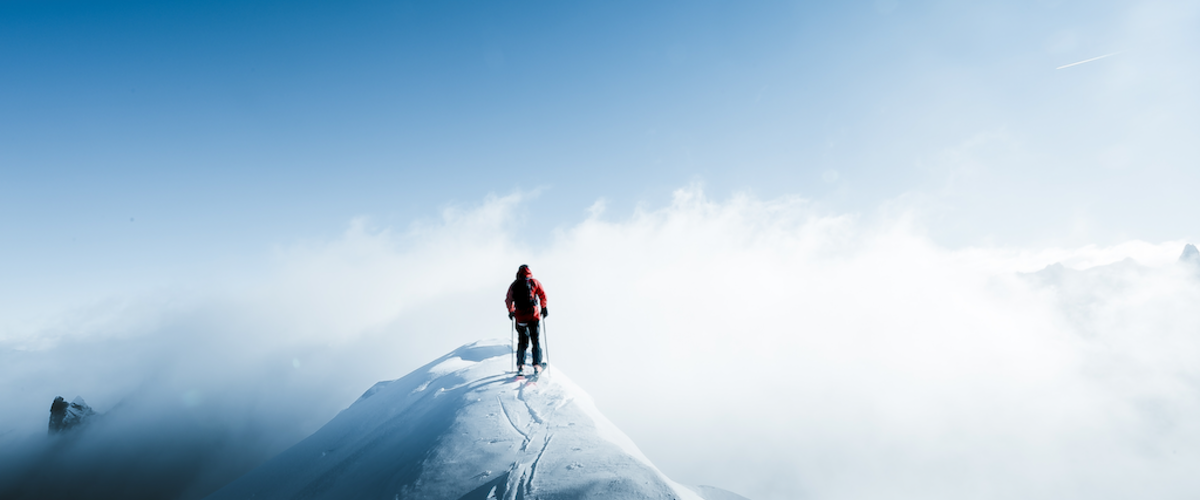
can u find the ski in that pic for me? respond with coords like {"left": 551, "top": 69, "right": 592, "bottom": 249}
{"left": 525, "top": 365, "right": 547, "bottom": 385}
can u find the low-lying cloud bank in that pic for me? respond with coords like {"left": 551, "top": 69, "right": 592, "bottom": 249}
{"left": 2, "top": 189, "right": 1198, "bottom": 500}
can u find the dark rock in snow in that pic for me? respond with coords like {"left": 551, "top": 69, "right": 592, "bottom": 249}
{"left": 48, "top": 396, "right": 96, "bottom": 434}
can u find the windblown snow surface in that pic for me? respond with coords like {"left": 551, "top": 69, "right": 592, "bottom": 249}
{"left": 206, "top": 339, "right": 744, "bottom": 500}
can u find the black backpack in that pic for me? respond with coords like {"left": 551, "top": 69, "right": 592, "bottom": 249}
{"left": 511, "top": 279, "right": 536, "bottom": 314}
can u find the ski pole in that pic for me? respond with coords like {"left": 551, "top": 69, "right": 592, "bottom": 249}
{"left": 511, "top": 318, "right": 516, "bottom": 374}
{"left": 543, "top": 318, "right": 549, "bottom": 370}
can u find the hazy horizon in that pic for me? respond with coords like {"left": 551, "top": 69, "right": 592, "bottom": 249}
{"left": 3, "top": 1, "right": 1199, "bottom": 499}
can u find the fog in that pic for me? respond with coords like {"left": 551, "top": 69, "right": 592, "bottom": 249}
{"left": 2, "top": 189, "right": 1198, "bottom": 500}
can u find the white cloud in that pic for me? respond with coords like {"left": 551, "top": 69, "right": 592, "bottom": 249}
{"left": 2, "top": 188, "right": 1198, "bottom": 500}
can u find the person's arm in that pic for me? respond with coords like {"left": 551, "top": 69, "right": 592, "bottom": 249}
{"left": 505, "top": 284, "right": 515, "bottom": 317}
{"left": 535, "top": 279, "right": 548, "bottom": 316}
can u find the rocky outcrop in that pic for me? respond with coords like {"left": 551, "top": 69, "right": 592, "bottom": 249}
{"left": 48, "top": 396, "right": 96, "bottom": 434}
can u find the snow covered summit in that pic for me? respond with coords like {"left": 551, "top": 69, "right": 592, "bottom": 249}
{"left": 206, "top": 339, "right": 744, "bottom": 500}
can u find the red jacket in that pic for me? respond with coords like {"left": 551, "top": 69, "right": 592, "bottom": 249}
{"left": 506, "top": 267, "right": 547, "bottom": 323}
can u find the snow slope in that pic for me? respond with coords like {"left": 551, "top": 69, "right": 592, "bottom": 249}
{"left": 206, "top": 339, "right": 735, "bottom": 500}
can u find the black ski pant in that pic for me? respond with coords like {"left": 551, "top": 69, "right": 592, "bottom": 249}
{"left": 516, "top": 320, "right": 542, "bottom": 367}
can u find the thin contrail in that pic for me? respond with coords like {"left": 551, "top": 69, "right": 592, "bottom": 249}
{"left": 1056, "top": 50, "right": 1126, "bottom": 70}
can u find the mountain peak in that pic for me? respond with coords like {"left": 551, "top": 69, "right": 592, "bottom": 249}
{"left": 1180, "top": 243, "right": 1200, "bottom": 265}
{"left": 207, "top": 339, "right": 734, "bottom": 500}
{"left": 48, "top": 395, "right": 97, "bottom": 434}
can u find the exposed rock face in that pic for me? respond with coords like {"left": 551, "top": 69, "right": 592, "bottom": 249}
{"left": 47, "top": 396, "right": 96, "bottom": 434}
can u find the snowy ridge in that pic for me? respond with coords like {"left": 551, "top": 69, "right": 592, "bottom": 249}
{"left": 206, "top": 339, "right": 722, "bottom": 500}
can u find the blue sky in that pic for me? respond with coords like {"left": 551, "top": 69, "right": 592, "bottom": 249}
{"left": 3, "top": 0, "right": 1197, "bottom": 312}
{"left": 3, "top": 2, "right": 1200, "bottom": 498}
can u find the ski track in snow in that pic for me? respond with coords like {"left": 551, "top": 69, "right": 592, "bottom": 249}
{"left": 517, "top": 383, "right": 546, "bottom": 425}
{"left": 206, "top": 340, "right": 710, "bottom": 500}
{"left": 497, "top": 395, "right": 530, "bottom": 441}
{"left": 527, "top": 434, "right": 553, "bottom": 491}
{"left": 500, "top": 373, "right": 573, "bottom": 500}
